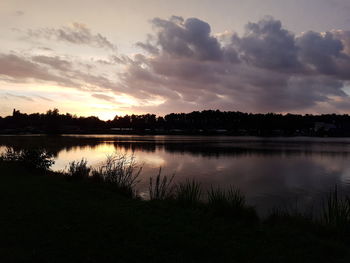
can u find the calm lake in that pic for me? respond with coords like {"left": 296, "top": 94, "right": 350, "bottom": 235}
{"left": 2, "top": 135, "right": 350, "bottom": 215}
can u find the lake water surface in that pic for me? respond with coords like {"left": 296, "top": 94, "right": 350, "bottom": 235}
{"left": 2, "top": 135, "right": 350, "bottom": 215}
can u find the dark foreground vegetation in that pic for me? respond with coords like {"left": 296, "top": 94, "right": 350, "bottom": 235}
{"left": 2, "top": 108, "right": 350, "bottom": 136}
{"left": 1, "top": 149, "right": 350, "bottom": 262}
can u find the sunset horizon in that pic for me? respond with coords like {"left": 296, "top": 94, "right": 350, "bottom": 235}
{"left": 1, "top": 0, "right": 350, "bottom": 119}
{"left": 2, "top": 2, "right": 350, "bottom": 262}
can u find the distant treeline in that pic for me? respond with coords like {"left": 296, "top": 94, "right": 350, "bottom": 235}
{"left": 1, "top": 108, "right": 350, "bottom": 136}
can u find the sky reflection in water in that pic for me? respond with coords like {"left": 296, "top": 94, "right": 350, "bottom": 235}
{"left": 2, "top": 135, "right": 350, "bottom": 215}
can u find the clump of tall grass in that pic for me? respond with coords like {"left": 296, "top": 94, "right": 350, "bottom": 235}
{"left": 321, "top": 186, "right": 350, "bottom": 228}
{"left": 65, "top": 158, "right": 91, "bottom": 179}
{"left": 207, "top": 186, "right": 257, "bottom": 221}
{"left": 0, "top": 147, "right": 54, "bottom": 171}
{"left": 91, "top": 154, "right": 142, "bottom": 198}
{"left": 174, "top": 179, "right": 202, "bottom": 207}
{"left": 207, "top": 186, "right": 245, "bottom": 210}
{"left": 149, "top": 168, "right": 176, "bottom": 200}
{"left": 267, "top": 187, "right": 350, "bottom": 229}
{"left": 267, "top": 206, "right": 314, "bottom": 226}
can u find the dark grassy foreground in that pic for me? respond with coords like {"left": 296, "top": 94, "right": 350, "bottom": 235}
{"left": 1, "top": 163, "right": 350, "bottom": 263}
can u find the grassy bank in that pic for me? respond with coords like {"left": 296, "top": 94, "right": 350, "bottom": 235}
{"left": 1, "top": 162, "right": 350, "bottom": 262}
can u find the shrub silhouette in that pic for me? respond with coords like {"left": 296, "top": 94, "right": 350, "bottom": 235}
{"left": 0, "top": 147, "right": 54, "bottom": 170}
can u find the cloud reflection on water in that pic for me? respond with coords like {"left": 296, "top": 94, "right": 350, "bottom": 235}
{"left": 2, "top": 135, "right": 350, "bottom": 215}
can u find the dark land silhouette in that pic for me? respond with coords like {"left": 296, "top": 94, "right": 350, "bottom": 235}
{"left": 1, "top": 108, "right": 350, "bottom": 136}
{"left": 2, "top": 150, "right": 350, "bottom": 262}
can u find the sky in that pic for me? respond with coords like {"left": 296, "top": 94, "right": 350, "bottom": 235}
{"left": 1, "top": 0, "right": 350, "bottom": 120}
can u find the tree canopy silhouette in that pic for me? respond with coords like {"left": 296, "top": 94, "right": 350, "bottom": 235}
{"left": 1, "top": 109, "right": 350, "bottom": 136}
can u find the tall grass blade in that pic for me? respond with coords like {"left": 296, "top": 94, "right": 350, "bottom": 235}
{"left": 149, "top": 167, "right": 176, "bottom": 200}
{"left": 65, "top": 158, "right": 91, "bottom": 179}
{"left": 175, "top": 179, "right": 202, "bottom": 207}
{"left": 321, "top": 185, "right": 350, "bottom": 228}
{"left": 91, "top": 154, "right": 142, "bottom": 198}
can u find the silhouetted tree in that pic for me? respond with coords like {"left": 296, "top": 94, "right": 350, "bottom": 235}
{"left": 1, "top": 109, "right": 350, "bottom": 136}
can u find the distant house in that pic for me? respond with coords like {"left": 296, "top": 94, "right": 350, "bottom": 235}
{"left": 110, "top": 128, "right": 133, "bottom": 131}
{"left": 314, "top": 122, "right": 336, "bottom": 132}
{"left": 215, "top": 129, "right": 228, "bottom": 134}
{"left": 169, "top": 129, "right": 184, "bottom": 132}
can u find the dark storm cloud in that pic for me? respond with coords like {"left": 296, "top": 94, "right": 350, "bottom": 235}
{"left": 296, "top": 31, "right": 345, "bottom": 75}
{"left": 333, "top": 30, "right": 350, "bottom": 54}
{"left": 234, "top": 18, "right": 300, "bottom": 70}
{"left": 121, "top": 16, "right": 350, "bottom": 113}
{"left": 141, "top": 16, "right": 225, "bottom": 61}
{"left": 27, "top": 23, "right": 117, "bottom": 51}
